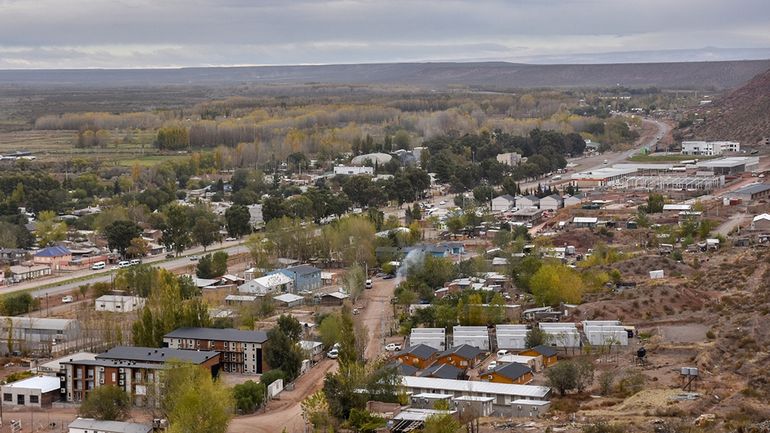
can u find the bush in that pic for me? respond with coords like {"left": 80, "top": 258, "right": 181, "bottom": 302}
{"left": 260, "top": 369, "right": 286, "bottom": 387}
{"left": 233, "top": 380, "right": 266, "bottom": 413}
{"left": 78, "top": 385, "right": 131, "bottom": 421}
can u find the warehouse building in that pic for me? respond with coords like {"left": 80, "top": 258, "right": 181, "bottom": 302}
{"left": 496, "top": 324, "right": 528, "bottom": 350}
{"left": 410, "top": 328, "right": 446, "bottom": 350}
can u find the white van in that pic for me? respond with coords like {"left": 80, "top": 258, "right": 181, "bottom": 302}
{"left": 118, "top": 260, "right": 130, "bottom": 268}
{"left": 129, "top": 259, "right": 141, "bottom": 266}
{"left": 91, "top": 261, "right": 106, "bottom": 270}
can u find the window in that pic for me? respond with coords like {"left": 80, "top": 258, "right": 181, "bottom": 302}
{"left": 3, "top": 393, "right": 11, "bottom": 402}
{"left": 29, "top": 395, "right": 39, "bottom": 404}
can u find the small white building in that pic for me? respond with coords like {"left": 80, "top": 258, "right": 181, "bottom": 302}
{"left": 273, "top": 292, "right": 304, "bottom": 308}
{"left": 68, "top": 418, "right": 152, "bottom": 433}
{"left": 582, "top": 320, "right": 629, "bottom": 347}
{"left": 496, "top": 152, "right": 523, "bottom": 166}
{"left": 681, "top": 140, "right": 740, "bottom": 156}
{"left": 333, "top": 165, "right": 374, "bottom": 176}
{"left": 538, "top": 323, "right": 580, "bottom": 348}
{"left": 410, "top": 328, "right": 446, "bottom": 350}
{"left": 238, "top": 273, "right": 294, "bottom": 295}
{"left": 496, "top": 324, "right": 529, "bottom": 350}
{"left": 539, "top": 194, "right": 563, "bottom": 211}
{"left": 751, "top": 213, "right": 770, "bottom": 231}
{"left": 452, "top": 326, "right": 490, "bottom": 351}
{"left": 491, "top": 195, "right": 516, "bottom": 212}
{"left": 1, "top": 376, "right": 61, "bottom": 407}
{"left": 95, "top": 295, "right": 145, "bottom": 313}
{"left": 247, "top": 204, "right": 264, "bottom": 229}
{"left": 517, "top": 195, "right": 540, "bottom": 209}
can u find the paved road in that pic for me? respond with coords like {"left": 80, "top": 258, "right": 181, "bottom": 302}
{"left": 3, "top": 241, "right": 249, "bottom": 299}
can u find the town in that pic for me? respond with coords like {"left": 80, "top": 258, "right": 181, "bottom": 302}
{"left": 1, "top": 4, "right": 770, "bottom": 432}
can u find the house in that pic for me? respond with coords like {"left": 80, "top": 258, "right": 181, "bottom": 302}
{"left": 33, "top": 245, "right": 72, "bottom": 271}
{"left": 752, "top": 214, "right": 770, "bottom": 231}
{"left": 247, "top": 204, "right": 264, "bottom": 229}
{"left": 400, "top": 376, "right": 551, "bottom": 409}
{"left": 572, "top": 216, "right": 598, "bottom": 228}
{"left": 511, "top": 207, "right": 543, "bottom": 224}
{"left": 270, "top": 265, "right": 322, "bottom": 292}
{"left": 452, "top": 326, "right": 490, "bottom": 351}
{"left": 410, "top": 328, "right": 446, "bottom": 350}
{"left": 510, "top": 399, "right": 551, "bottom": 418}
{"left": 481, "top": 362, "right": 534, "bottom": 385}
{"left": 1, "top": 376, "right": 60, "bottom": 407}
{"left": 273, "top": 292, "right": 304, "bottom": 308}
{"left": 497, "top": 354, "right": 542, "bottom": 372}
{"left": 539, "top": 194, "right": 563, "bottom": 211}
{"left": 9, "top": 264, "right": 51, "bottom": 282}
{"left": 681, "top": 140, "right": 740, "bottom": 156}
{"left": 68, "top": 418, "right": 152, "bottom": 433}
{"left": 418, "top": 363, "right": 464, "bottom": 380}
{"left": 495, "top": 325, "right": 529, "bottom": 351}
{"left": 95, "top": 295, "right": 145, "bottom": 313}
{"left": 238, "top": 273, "right": 294, "bottom": 296}
{"left": 491, "top": 195, "right": 516, "bottom": 212}
{"left": 299, "top": 340, "right": 324, "bottom": 360}
{"left": 730, "top": 183, "right": 770, "bottom": 201}
{"left": 395, "top": 344, "right": 439, "bottom": 369}
{"left": 520, "top": 345, "right": 558, "bottom": 368}
{"left": 319, "top": 290, "right": 349, "bottom": 306}
{"left": 538, "top": 323, "right": 581, "bottom": 348}
{"left": 333, "top": 165, "right": 374, "bottom": 176}
{"left": 0, "top": 248, "right": 26, "bottom": 265}
{"left": 389, "top": 362, "right": 420, "bottom": 376}
{"left": 563, "top": 194, "right": 587, "bottom": 208}
{"left": 0, "top": 317, "right": 80, "bottom": 353}
{"left": 517, "top": 195, "right": 540, "bottom": 209}
{"left": 409, "top": 393, "right": 453, "bottom": 409}
{"left": 582, "top": 320, "right": 629, "bottom": 347}
{"left": 435, "top": 345, "right": 484, "bottom": 369}
{"left": 163, "top": 327, "right": 269, "bottom": 374}
{"left": 60, "top": 347, "right": 220, "bottom": 405}
{"left": 496, "top": 152, "right": 523, "bottom": 166}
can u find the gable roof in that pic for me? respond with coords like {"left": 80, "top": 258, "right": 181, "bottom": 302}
{"left": 494, "top": 194, "right": 515, "bottom": 202}
{"left": 525, "top": 345, "right": 558, "bottom": 357}
{"left": 284, "top": 264, "right": 322, "bottom": 276}
{"left": 164, "top": 327, "right": 268, "bottom": 344}
{"left": 420, "top": 363, "right": 463, "bottom": 380}
{"left": 754, "top": 213, "right": 770, "bottom": 222}
{"left": 543, "top": 194, "right": 563, "bottom": 201}
{"left": 489, "top": 362, "right": 532, "bottom": 381}
{"left": 390, "top": 362, "right": 419, "bottom": 376}
{"left": 439, "top": 344, "right": 483, "bottom": 360}
{"left": 398, "top": 344, "right": 439, "bottom": 360}
{"left": 34, "top": 245, "right": 70, "bottom": 257}
{"left": 521, "top": 195, "right": 540, "bottom": 202}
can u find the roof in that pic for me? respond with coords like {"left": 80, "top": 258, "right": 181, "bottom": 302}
{"left": 439, "top": 344, "right": 483, "bottom": 360}
{"left": 524, "top": 345, "right": 558, "bottom": 357}
{"left": 573, "top": 216, "right": 598, "bottom": 224}
{"left": 322, "top": 290, "right": 349, "bottom": 300}
{"left": 284, "top": 264, "right": 322, "bottom": 276}
{"left": 391, "top": 362, "right": 419, "bottom": 376}
{"left": 754, "top": 213, "right": 770, "bottom": 222}
{"left": 68, "top": 418, "right": 152, "bottom": 433}
{"left": 0, "top": 316, "right": 76, "bottom": 330}
{"left": 511, "top": 399, "right": 550, "bottom": 406}
{"left": 39, "top": 352, "right": 97, "bottom": 371}
{"left": 164, "top": 328, "right": 268, "bottom": 344}
{"left": 96, "top": 295, "right": 144, "bottom": 302}
{"left": 663, "top": 204, "right": 692, "bottom": 211}
{"left": 401, "top": 376, "right": 550, "bottom": 399}
{"left": 191, "top": 276, "right": 220, "bottom": 288}
{"left": 225, "top": 294, "right": 259, "bottom": 302}
{"left": 398, "top": 344, "right": 439, "bottom": 360}
{"left": 34, "top": 245, "right": 70, "bottom": 257}
{"left": 521, "top": 195, "right": 540, "bottom": 202}
{"left": 97, "top": 346, "right": 220, "bottom": 364}
{"left": 733, "top": 183, "right": 770, "bottom": 196}
{"left": 274, "top": 293, "right": 304, "bottom": 304}
{"left": 542, "top": 194, "right": 563, "bottom": 201}
{"left": 489, "top": 362, "right": 532, "bottom": 381}
{"left": 494, "top": 194, "right": 515, "bottom": 202}
{"left": 2, "top": 375, "right": 59, "bottom": 393}
{"left": 420, "top": 363, "right": 463, "bottom": 380}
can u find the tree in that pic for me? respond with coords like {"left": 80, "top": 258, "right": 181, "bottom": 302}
{"left": 35, "top": 210, "right": 67, "bottom": 246}
{"left": 0, "top": 292, "right": 37, "bottom": 316}
{"left": 318, "top": 314, "right": 342, "bottom": 349}
{"left": 529, "top": 263, "right": 583, "bottom": 305}
{"left": 161, "top": 204, "right": 191, "bottom": 256}
{"left": 423, "top": 412, "right": 462, "bottom": 433}
{"left": 192, "top": 214, "right": 220, "bottom": 252}
{"left": 232, "top": 380, "right": 266, "bottom": 413}
{"left": 277, "top": 314, "right": 303, "bottom": 342}
{"left": 301, "top": 390, "right": 334, "bottom": 432}
{"left": 646, "top": 193, "right": 665, "bottom": 213}
{"left": 211, "top": 251, "right": 229, "bottom": 277}
{"left": 162, "top": 361, "right": 233, "bottom": 433}
{"left": 264, "top": 327, "right": 303, "bottom": 381}
{"left": 525, "top": 326, "right": 548, "bottom": 348}
{"left": 574, "top": 358, "right": 595, "bottom": 393}
{"left": 196, "top": 255, "right": 214, "bottom": 278}
{"left": 78, "top": 385, "right": 130, "bottom": 421}
{"left": 126, "top": 237, "right": 149, "bottom": 259}
{"left": 545, "top": 360, "right": 578, "bottom": 396}
{"left": 225, "top": 204, "right": 251, "bottom": 237}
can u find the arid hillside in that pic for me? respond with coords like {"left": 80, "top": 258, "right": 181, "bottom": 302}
{"left": 683, "top": 67, "right": 770, "bottom": 144}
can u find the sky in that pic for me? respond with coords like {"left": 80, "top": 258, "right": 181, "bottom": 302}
{"left": 1, "top": 0, "right": 769, "bottom": 69}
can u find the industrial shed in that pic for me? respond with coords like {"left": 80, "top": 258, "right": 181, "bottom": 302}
{"left": 410, "top": 328, "right": 446, "bottom": 350}
{"left": 496, "top": 324, "right": 529, "bottom": 350}
{"left": 582, "top": 320, "right": 629, "bottom": 346}
{"left": 539, "top": 323, "right": 581, "bottom": 348}
{"left": 452, "top": 326, "right": 490, "bottom": 351}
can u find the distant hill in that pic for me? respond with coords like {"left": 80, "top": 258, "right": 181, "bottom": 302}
{"left": 683, "top": 68, "right": 770, "bottom": 144}
{"left": 1, "top": 60, "right": 769, "bottom": 90}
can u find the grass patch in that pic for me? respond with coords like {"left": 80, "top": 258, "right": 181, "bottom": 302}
{"left": 628, "top": 153, "right": 719, "bottom": 163}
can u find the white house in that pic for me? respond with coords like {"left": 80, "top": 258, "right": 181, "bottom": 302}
{"left": 681, "top": 140, "right": 740, "bottom": 156}
{"left": 1, "top": 376, "right": 60, "bottom": 407}
{"left": 238, "top": 273, "right": 294, "bottom": 295}
{"left": 751, "top": 213, "right": 770, "bottom": 231}
{"left": 539, "top": 194, "right": 563, "bottom": 211}
{"left": 496, "top": 152, "right": 523, "bottom": 166}
{"left": 517, "top": 195, "right": 540, "bottom": 209}
{"left": 491, "top": 195, "right": 516, "bottom": 212}
{"left": 94, "top": 295, "right": 145, "bottom": 313}
{"left": 333, "top": 165, "right": 374, "bottom": 176}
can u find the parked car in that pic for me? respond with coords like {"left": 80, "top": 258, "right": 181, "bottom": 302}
{"left": 118, "top": 260, "right": 130, "bottom": 268}
{"left": 364, "top": 279, "right": 373, "bottom": 289}
{"left": 90, "top": 261, "right": 106, "bottom": 270}
{"left": 327, "top": 349, "right": 339, "bottom": 359}
{"left": 497, "top": 349, "right": 509, "bottom": 357}
{"left": 225, "top": 237, "right": 237, "bottom": 241}
{"left": 61, "top": 295, "right": 74, "bottom": 304}
{"left": 486, "top": 361, "right": 497, "bottom": 371}
{"left": 189, "top": 255, "right": 199, "bottom": 261}
{"left": 385, "top": 343, "right": 402, "bottom": 352}
{"left": 383, "top": 274, "right": 395, "bottom": 280}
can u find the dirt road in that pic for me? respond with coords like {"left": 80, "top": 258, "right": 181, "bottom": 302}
{"left": 360, "top": 276, "right": 400, "bottom": 360}
{"left": 227, "top": 359, "right": 338, "bottom": 433}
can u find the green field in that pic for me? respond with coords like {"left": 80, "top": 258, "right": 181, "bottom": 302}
{"left": 628, "top": 153, "right": 718, "bottom": 162}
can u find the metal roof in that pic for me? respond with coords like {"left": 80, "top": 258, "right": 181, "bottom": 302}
{"left": 2, "top": 375, "right": 59, "bottom": 392}
{"left": 34, "top": 245, "right": 70, "bottom": 257}
{"left": 274, "top": 293, "right": 304, "bottom": 304}
{"left": 489, "top": 362, "right": 532, "bottom": 380}
{"left": 0, "top": 316, "right": 77, "bottom": 331}
{"left": 97, "top": 346, "right": 221, "bottom": 364}
{"left": 733, "top": 183, "right": 770, "bottom": 196}
{"left": 398, "top": 344, "right": 439, "bottom": 360}
{"left": 439, "top": 344, "right": 483, "bottom": 360}
{"left": 164, "top": 328, "right": 268, "bottom": 344}
{"left": 401, "top": 376, "right": 550, "bottom": 399}
{"left": 68, "top": 418, "right": 152, "bottom": 433}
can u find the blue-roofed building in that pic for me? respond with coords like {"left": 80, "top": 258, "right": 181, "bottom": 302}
{"left": 269, "top": 264, "right": 322, "bottom": 292}
{"left": 33, "top": 245, "right": 71, "bottom": 271}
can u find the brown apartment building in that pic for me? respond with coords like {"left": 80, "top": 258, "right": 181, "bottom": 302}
{"left": 163, "top": 328, "right": 269, "bottom": 374}
{"left": 59, "top": 347, "right": 220, "bottom": 406}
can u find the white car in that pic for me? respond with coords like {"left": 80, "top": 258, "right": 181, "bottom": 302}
{"left": 364, "top": 279, "right": 373, "bottom": 289}
{"left": 439, "top": 200, "right": 446, "bottom": 205}
{"left": 486, "top": 361, "right": 497, "bottom": 371}
{"left": 385, "top": 343, "right": 402, "bottom": 352}
{"left": 497, "top": 349, "right": 509, "bottom": 357}
{"left": 327, "top": 349, "right": 339, "bottom": 359}
{"left": 61, "top": 295, "right": 74, "bottom": 304}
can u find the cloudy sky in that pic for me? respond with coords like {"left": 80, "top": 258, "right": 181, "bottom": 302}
{"left": 1, "top": 0, "right": 769, "bottom": 69}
